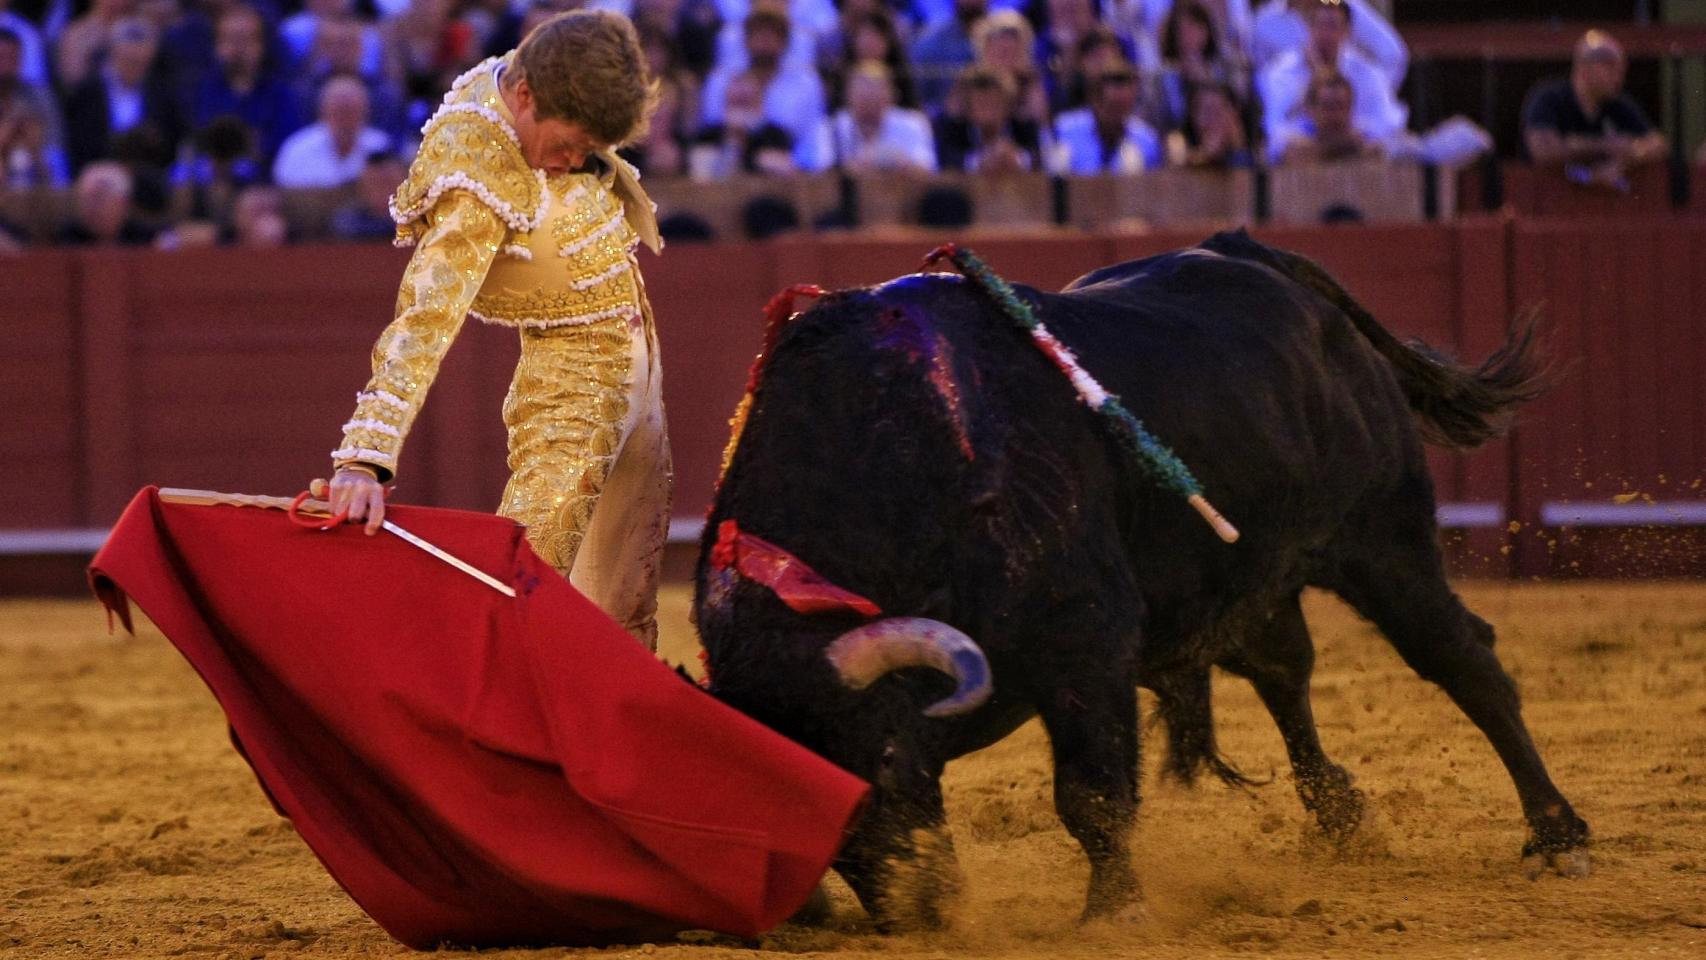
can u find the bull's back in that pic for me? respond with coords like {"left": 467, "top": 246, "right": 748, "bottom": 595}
{"left": 1044, "top": 249, "right": 1425, "bottom": 550}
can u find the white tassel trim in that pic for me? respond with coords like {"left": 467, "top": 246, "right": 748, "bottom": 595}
{"left": 331, "top": 446, "right": 397, "bottom": 465}
{"left": 469, "top": 305, "right": 636, "bottom": 329}
{"left": 501, "top": 244, "right": 533, "bottom": 260}
{"left": 558, "top": 212, "right": 625, "bottom": 257}
{"left": 570, "top": 259, "right": 631, "bottom": 291}
{"left": 389, "top": 168, "right": 548, "bottom": 234}
{"left": 1029, "top": 327, "right": 1110, "bottom": 407}
{"left": 357, "top": 390, "right": 410, "bottom": 412}
{"left": 342, "top": 418, "right": 402, "bottom": 438}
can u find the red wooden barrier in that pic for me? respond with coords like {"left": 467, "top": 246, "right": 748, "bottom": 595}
{"left": 1509, "top": 219, "right": 1706, "bottom": 577}
{"left": 6, "top": 219, "right": 1704, "bottom": 590}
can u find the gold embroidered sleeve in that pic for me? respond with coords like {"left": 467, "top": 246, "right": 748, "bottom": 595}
{"left": 332, "top": 190, "right": 505, "bottom": 481}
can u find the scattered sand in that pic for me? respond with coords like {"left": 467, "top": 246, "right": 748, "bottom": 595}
{"left": 3, "top": 583, "right": 1704, "bottom": 959}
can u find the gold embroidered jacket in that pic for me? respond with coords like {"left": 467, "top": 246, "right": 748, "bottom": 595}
{"left": 332, "top": 55, "right": 662, "bottom": 480}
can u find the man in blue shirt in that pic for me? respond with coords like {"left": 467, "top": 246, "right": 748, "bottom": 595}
{"left": 189, "top": 3, "right": 303, "bottom": 164}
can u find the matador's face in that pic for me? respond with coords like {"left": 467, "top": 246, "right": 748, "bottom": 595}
{"left": 510, "top": 79, "right": 608, "bottom": 175}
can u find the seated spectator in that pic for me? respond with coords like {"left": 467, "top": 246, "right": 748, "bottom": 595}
{"left": 171, "top": 115, "right": 264, "bottom": 223}
{"left": 624, "top": 73, "right": 688, "bottom": 176}
{"left": 1249, "top": 0, "right": 1403, "bottom": 90}
{"left": 0, "top": 26, "right": 68, "bottom": 188}
{"left": 709, "top": 0, "right": 836, "bottom": 83}
{"left": 1521, "top": 30, "right": 1667, "bottom": 188}
{"left": 824, "top": 60, "right": 936, "bottom": 172}
{"left": 630, "top": 0, "right": 719, "bottom": 78}
{"left": 225, "top": 182, "right": 287, "bottom": 245}
{"left": 298, "top": 16, "right": 407, "bottom": 143}
{"left": 1, "top": 97, "right": 66, "bottom": 188}
{"left": 1273, "top": 67, "right": 1377, "bottom": 164}
{"left": 1058, "top": 24, "right": 1130, "bottom": 114}
{"left": 57, "top": 160, "right": 157, "bottom": 245}
{"left": 1049, "top": 64, "right": 1162, "bottom": 174}
{"left": 56, "top": 0, "right": 135, "bottom": 93}
{"left": 1149, "top": 0, "right": 1247, "bottom": 133}
{"left": 64, "top": 17, "right": 186, "bottom": 174}
{"left": 690, "top": 69, "right": 799, "bottom": 178}
{"left": 329, "top": 151, "right": 405, "bottom": 241}
{"left": 0, "top": 0, "right": 47, "bottom": 87}
{"left": 1039, "top": 0, "right": 1104, "bottom": 109}
{"left": 637, "top": 21, "right": 700, "bottom": 146}
{"left": 972, "top": 9, "right": 1049, "bottom": 126}
{"left": 1123, "top": 0, "right": 1253, "bottom": 71}
{"left": 273, "top": 74, "right": 390, "bottom": 188}
{"left": 191, "top": 3, "right": 304, "bottom": 163}
{"left": 823, "top": 8, "right": 918, "bottom": 110}
{"left": 280, "top": 0, "right": 383, "bottom": 77}
{"left": 700, "top": 6, "right": 829, "bottom": 171}
{"left": 910, "top": 0, "right": 985, "bottom": 113}
{"left": 934, "top": 64, "right": 1042, "bottom": 172}
{"left": 1166, "top": 80, "right": 1251, "bottom": 167}
{"left": 1257, "top": 0, "right": 1406, "bottom": 156}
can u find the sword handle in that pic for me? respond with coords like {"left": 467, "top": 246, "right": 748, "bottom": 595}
{"left": 159, "top": 487, "right": 334, "bottom": 515}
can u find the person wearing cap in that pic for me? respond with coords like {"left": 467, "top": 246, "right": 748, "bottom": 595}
{"left": 1521, "top": 29, "right": 1666, "bottom": 182}
{"left": 322, "top": 10, "right": 674, "bottom": 649}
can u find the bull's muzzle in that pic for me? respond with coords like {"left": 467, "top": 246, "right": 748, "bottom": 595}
{"left": 824, "top": 618, "right": 992, "bottom": 718}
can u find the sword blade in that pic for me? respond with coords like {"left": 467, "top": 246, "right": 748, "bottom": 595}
{"left": 380, "top": 520, "right": 517, "bottom": 598}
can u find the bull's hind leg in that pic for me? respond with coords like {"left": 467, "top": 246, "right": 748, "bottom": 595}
{"left": 1034, "top": 639, "right": 1142, "bottom": 920}
{"left": 1328, "top": 539, "right": 1590, "bottom": 878}
{"left": 1219, "top": 593, "right": 1365, "bottom": 838}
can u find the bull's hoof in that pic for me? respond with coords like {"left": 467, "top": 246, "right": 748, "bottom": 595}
{"left": 1297, "top": 766, "right": 1365, "bottom": 841}
{"left": 1522, "top": 847, "right": 1591, "bottom": 881}
{"left": 1079, "top": 860, "right": 1142, "bottom": 924}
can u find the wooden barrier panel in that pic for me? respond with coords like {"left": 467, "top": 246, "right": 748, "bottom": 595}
{"left": 1267, "top": 159, "right": 1444, "bottom": 225}
{"left": 0, "top": 251, "right": 80, "bottom": 527}
{"left": 642, "top": 175, "right": 840, "bottom": 241}
{"left": 1068, "top": 169, "right": 1252, "bottom": 231}
{"left": 1509, "top": 219, "right": 1706, "bottom": 577}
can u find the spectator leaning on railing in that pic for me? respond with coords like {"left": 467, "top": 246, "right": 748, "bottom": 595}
{"left": 1521, "top": 29, "right": 1666, "bottom": 190}
{"left": 56, "top": 159, "right": 156, "bottom": 245}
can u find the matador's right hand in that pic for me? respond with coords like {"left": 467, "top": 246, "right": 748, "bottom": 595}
{"left": 327, "top": 467, "right": 388, "bottom": 536}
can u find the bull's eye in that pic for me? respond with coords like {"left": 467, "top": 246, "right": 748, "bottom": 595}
{"left": 880, "top": 743, "right": 898, "bottom": 769}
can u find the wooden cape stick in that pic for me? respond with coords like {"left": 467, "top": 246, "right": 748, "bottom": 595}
{"left": 158, "top": 487, "right": 518, "bottom": 598}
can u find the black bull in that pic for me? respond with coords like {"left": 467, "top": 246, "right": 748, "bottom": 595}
{"left": 693, "top": 231, "right": 1588, "bottom": 927}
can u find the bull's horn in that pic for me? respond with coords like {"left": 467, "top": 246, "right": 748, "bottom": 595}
{"left": 824, "top": 617, "right": 992, "bottom": 718}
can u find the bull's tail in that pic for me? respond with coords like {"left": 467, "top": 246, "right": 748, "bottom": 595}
{"left": 1152, "top": 668, "right": 1262, "bottom": 790}
{"left": 1203, "top": 230, "right": 1548, "bottom": 449}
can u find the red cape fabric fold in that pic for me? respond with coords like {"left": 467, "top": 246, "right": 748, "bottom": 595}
{"left": 88, "top": 488, "right": 868, "bottom": 949}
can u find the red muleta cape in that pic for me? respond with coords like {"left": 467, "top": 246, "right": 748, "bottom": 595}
{"left": 88, "top": 487, "right": 868, "bottom": 949}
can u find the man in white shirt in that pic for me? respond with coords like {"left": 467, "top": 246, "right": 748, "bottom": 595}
{"left": 1256, "top": 0, "right": 1406, "bottom": 158}
{"left": 1250, "top": 0, "right": 1405, "bottom": 90}
{"left": 700, "top": 6, "right": 829, "bottom": 171}
{"left": 1050, "top": 64, "right": 1163, "bottom": 174}
{"left": 272, "top": 74, "right": 391, "bottom": 189}
{"left": 824, "top": 61, "right": 936, "bottom": 172}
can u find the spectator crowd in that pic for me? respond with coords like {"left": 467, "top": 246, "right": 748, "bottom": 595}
{"left": 0, "top": 0, "right": 1674, "bottom": 249}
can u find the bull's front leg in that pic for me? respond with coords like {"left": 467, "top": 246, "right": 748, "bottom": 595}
{"left": 1035, "top": 651, "right": 1141, "bottom": 921}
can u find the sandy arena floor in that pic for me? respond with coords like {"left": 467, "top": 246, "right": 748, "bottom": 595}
{"left": 2, "top": 583, "right": 1704, "bottom": 959}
